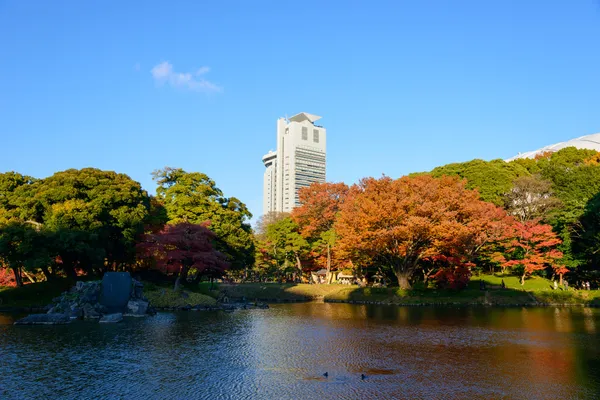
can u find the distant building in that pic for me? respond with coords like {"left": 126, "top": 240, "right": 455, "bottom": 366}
{"left": 506, "top": 132, "right": 600, "bottom": 161}
{"left": 262, "top": 112, "right": 327, "bottom": 214}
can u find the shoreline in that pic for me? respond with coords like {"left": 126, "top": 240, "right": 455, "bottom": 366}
{"left": 2, "top": 299, "right": 599, "bottom": 314}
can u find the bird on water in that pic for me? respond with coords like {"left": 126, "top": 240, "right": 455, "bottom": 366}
{"left": 323, "top": 372, "right": 328, "bottom": 378}
{"left": 361, "top": 374, "right": 367, "bottom": 380}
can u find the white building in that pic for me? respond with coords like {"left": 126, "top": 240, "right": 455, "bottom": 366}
{"left": 506, "top": 132, "right": 600, "bottom": 161}
{"left": 262, "top": 112, "right": 327, "bottom": 214}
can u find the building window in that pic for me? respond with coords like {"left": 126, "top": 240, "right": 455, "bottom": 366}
{"left": 302, "top": 127, "right": 308, "bottom": 140}
{"left": 313, "top": 129, "right": 319, "bottom": 143}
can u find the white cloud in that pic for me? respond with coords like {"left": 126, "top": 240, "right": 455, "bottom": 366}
{"left": 151, "top": 61, "right": 221, "bottom": 93}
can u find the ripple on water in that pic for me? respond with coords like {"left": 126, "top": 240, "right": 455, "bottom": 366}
{"left": 0, "top": 305, "right": 599, "bottom": 399}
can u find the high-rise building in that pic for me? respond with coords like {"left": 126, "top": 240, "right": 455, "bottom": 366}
{"left": 262, "top": 112, "right": 327, "bottom": 214}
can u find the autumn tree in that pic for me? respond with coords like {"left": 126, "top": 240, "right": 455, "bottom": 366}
{"left": 152, "top": 167, "right": 254, "bottom": 270}
{"left": 497, "top": 220, "right": 563, "bottom": 285}
{"left": 137, "top": 222, "right": 228, "bottom": 290}
{"left": 292, "top": 182, "right": 349, "bottom": 281}
{"left": 335, "top": 175, "right": 513, "bottom": 289}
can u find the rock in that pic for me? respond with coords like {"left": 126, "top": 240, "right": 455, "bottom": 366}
{"left": 100, "top": 272, "right": 132, "bottom": 312}
{"left": 99, "top": 313, "right": 123, "bottom": 323}
{"left": 69, "top": 308, "right": 83, "bottom": 320}
{"left": 14, "top": 313, "right": 71, "bottom": 325}
{"left": 83, "top": 304, "right": 101, "bottom": 319}
{"left": 76, "top": 281, "right": 85, "bottom": 291}
{"left": 125, "top": 299, "right": 149, "bottom": 316}
{"left": 132, "top": 279, "right": 144, "bottom": 299}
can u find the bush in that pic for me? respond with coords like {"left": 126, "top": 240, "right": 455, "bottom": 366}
{"left": 433, "top": 265, "right": 472, "bottom": 290}
{"left": 0, "top": 268, "right": 16, "bottom": 287}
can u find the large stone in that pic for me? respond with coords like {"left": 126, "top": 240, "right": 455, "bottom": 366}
{"left": 14, "top": 314, "right": 71, "bottom": 325}
{"left": 69, "top": 308, "right": 83, "bottom": 320}
{"left": 125, "top": 299, "right": 149, "bottom": 317}
{"left": 100, "top": 272, "right": 132, "bottom": 312}
{"left": 132, "top": 279, "right": 144, "bottom": 299}
{"left": 99, "top": 313, "right": 123, "bottom": 323}
{"left": 83, "top": 304, "right": 101, "bottom": 319}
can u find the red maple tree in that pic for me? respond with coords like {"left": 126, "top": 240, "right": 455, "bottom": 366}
{"left": 137, "top": 222, "right": 229, "bottom": 290}
{"left": 498, "top": 220, "right": 563, "bottom": 285}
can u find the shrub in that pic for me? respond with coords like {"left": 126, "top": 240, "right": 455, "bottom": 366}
{"left": 433, "top": 265, "right": 472, "bottom": 290}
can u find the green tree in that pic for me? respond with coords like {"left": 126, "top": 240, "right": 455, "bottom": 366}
{"left": 263, "top": 217, "right": 309, "bottom": 279}
{"left": 0, "top": 172, "right": 36, "bottom": 223}
{"left": 0, "top": 221, "right": 54, "bottom": 286}
{"left": 572, "top": 191, "right": 600, "bottom": 271}
{"left": 428, "top": 159, "right": 529, "bottom": 205}
{"left": 152, "top": 167, "right": 255, "bottom": 270}
{"left": 10, "top": 168, "right": 152, "bottom": 278}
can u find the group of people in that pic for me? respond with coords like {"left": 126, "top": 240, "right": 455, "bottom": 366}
{"left": 553, "top": 280, "right": 594, "bottom": 290}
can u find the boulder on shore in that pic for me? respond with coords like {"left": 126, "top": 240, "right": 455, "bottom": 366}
{"left": 99, "top": 313, "right": 123, "bottom": 323}
{"left": 14, "top": 313, "right": 71, "bottom": 325}
{"left": 125, "top": 299, "right": 149, "bottom": 317}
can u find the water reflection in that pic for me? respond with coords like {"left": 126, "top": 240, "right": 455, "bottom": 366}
{"left": 1, "top": 305, "right": 599, "bottom": 399}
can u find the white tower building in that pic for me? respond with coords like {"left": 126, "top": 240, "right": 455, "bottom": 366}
{"left": 262, "top": 112, "right": 327, "bottom": 214}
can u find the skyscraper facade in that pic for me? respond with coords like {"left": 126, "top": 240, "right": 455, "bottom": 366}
{"left": 262, "top": 112, "right": 327, "bottom": 214}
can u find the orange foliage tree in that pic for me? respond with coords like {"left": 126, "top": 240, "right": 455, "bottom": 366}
{"left": 497, "top": 220, "right": 564, "bottom": 285}
{"left": 335, "top": 175, "right": 514, "bottom": 289}
{"left": 291, "top": 182, "right": 349, "bottom": 279}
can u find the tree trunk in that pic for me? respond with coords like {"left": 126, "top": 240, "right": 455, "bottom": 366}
{"left": 396, "top": 272, "right": 411, "bottom": 289}
{"left": 40, "top": 266, "right": 53, "bottom": 281}
{"left": 22, "top": 270, "right": 36, "bottom": 283}
{"left": 12, "top": 267, "right": 23, "bottom": 287}
{"left": 326, "top": 244, "right": 333, "bottom": 284}
{"left": 294, "top": 253, "right": 302, "bottom": 280}
{"left": 521, "top": 273, "right": 526, "bottom": 286}
{"left": 559, "top": 273, "right": 563, "bottom": 285}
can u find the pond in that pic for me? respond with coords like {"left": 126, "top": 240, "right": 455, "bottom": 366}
{"left": 1, "top": 304, "right": 599, "bottom": 399}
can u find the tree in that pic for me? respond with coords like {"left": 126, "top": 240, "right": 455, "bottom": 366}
{"left": 0, "top": 172, "right": 36, "bottom": 223}
{"left": 427, "top": 159, "right": 530, "bottom": 205}
{"left": 10, "top": 168, "right": 152, "bottom": 277}
{"left": 254, "top": 212, "right": 289, "bottom": 240}
{"left": 292, "top": 182, "right": 349, "bottom": 281}
{"left": 152, "top": 167, "right": 254, "bottom": 270}
{"left": 498, "top": 220, "right": 563, "bottom": 285}
{"left": 0, "top": 221, "right": 54, "bottom": 287}
{"left": 503, "top": 175, "right": 561, "bottom": 223}
{"left": 263, "top": 217, "right": 309, "bottom": 279}
{"left": 335, "top": 175, "right": 513, "bottom": 289}
{"left": 137, "top": 222, "right": 228, "bottom": 290}
{"left": 572, "top": 191, "right": 600, "bottom": 271}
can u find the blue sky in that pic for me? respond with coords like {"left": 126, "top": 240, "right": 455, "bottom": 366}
{"left": 1, "top": 1, "right": 599, "bottom": 221}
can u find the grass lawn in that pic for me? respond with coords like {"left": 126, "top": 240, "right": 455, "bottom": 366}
{"left": 0, "top": 279, "right": 73, "bottom": 308}
{"left": 144, "top": 287, "right": 216, "bottom": 308}
{"left": 3, "top": 274, "right": 599, "bottom": 309}
{"left": 215, "top": 274, "right": 600, "bottom": 306}
{"left": 218, "top": 282, "right": 360, "bottom": 301}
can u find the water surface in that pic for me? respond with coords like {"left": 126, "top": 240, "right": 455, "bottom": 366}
{"left": 1, "top": 304, "right": 599, "bottom": 399}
